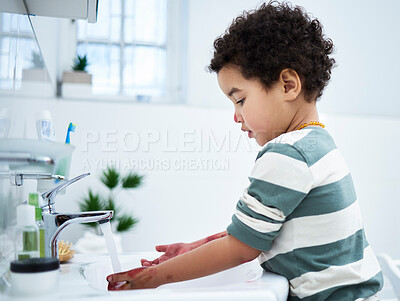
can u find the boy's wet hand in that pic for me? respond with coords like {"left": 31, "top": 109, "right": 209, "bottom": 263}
{"left": 107, "top": 267, "right": 155, "bottom": 290}
{"left": 141, "top": 243, "right": 192, "bottom": 267}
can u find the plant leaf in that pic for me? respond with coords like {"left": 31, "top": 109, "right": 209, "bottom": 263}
{"left": 100, "top": 167, "right": 120, "bottom": 190}
{"left": 79, "top": 189, "right": 103, "bottom": 230}
{"left": 103, "top": 198, "right": 120, "bottom": 219}
{"left": 72, "top": 54, "right": 89, "bottom": 72}
{"left": 31, "top": 51, "right": 44, "bottom": 68}
{"left": 116, "top": 215, "right": 138, "bottom": 232}
{"left": 121, "top": 173, "right": 144, "bottom": 189}
{"left": 79, "top": 189, "right": 104, "bottom": 211}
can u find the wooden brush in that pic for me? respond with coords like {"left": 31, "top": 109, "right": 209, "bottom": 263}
{"left": 58, "top": 240, "right": 75, "bottom": 262}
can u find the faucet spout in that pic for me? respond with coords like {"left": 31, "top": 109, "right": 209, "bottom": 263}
{"left": 41, "top": 173, "right": 90, "bottom": 212}
{"left": 39, "top": 172, "right": 114, "bottom": 258}
{"left": 44, "top": 210, "right": 113, "bottom": 258}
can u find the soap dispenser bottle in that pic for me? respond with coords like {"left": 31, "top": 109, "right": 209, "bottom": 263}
{"left": 28, "top": 193, "right": 45, "bottom": 258}
{"left": 15, "top": 204, "right": 39, "bottom": 260}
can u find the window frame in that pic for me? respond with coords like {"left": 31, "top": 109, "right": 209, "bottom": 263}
{"left": 72, "top": 0, "right": 186, "bottom": 104}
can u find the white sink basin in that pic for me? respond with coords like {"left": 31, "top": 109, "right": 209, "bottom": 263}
{"left": 83, "top": 253, "right": 289, "bottom": 301}
{"left": 0, "top": 252, "right": 289, "bottom": 301}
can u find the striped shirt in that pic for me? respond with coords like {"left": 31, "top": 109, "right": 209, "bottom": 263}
{"left": 227, "top": 127, "right": 383, "bottom": 300}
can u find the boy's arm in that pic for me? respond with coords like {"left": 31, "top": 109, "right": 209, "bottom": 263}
{"left": 108, "top": 234, "right": 261, "bottom": 290}
{"left": 141, "top": 231, "right": 228, "bottom": 266}
{"left": 190, "top": 230, "right": 228, "bottom": 248}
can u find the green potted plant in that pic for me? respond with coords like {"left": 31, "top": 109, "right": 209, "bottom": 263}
{"left": 30, "top": 51, "right": 45, "bottom": 69}
{"left": 21, "top": 51, "right": 49, "bottom": 81}
{"left": 72, "top": 54, "right": 89, "bottom": 72}
{"left": 74, "top": 167, "right": 144, "bottom": 253}
{"left": 20, "top": 50, "right": 52, "bottom": 96}
{"left": 62, "top": 54, "right": 93, "bottom": 97}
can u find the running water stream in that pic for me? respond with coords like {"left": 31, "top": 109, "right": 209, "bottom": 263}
{"left": 99, "top": 221, "right": 121, "bottom": 273}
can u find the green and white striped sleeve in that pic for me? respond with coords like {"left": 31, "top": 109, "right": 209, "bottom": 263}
{"left": 227, "top": 144, "right": 313, "bottom": 251}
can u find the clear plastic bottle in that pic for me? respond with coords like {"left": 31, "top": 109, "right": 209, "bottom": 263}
{"left": 35, "top": 110, "right": 56, "bottom": 141}
{"left": 28, "top": 193, "right": 45, "bottom": 258}
{"left": 15, "top": 204, "right": 39, "bottom": 260}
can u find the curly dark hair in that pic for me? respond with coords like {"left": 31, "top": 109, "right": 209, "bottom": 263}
{"left": 208, "top": 1, "right": 335, "bottom": 101}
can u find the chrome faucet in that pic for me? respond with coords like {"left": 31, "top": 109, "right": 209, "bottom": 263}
{"left": 41, "top": 172, "right": 113, "bottom": 258}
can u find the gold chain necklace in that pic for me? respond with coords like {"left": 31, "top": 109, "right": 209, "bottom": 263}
{"left": 295, "top": 121, "right": 325, "bottom": 131}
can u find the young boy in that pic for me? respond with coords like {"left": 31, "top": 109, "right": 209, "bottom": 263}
{"left": 107, "top": 2, "right": 383, "bottom": 299}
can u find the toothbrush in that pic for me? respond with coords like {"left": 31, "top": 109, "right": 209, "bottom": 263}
{"left": 65, "top": 122, "right": 76, "bottom": 144}
{"left": 55, "top": 122, "right": 76, "bottom": 184}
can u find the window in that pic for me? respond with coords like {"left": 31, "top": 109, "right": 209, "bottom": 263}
{"left": 0, "top": 13, "right": 37, "bottom": 91}
{"left": 76, "top": 0, "right": 175, "bottom": 100}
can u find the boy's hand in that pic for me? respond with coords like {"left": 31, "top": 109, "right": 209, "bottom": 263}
{"left": 140, "top": 243, "right": 191, "bottom": 267}
{"left": 141, "top": 231, "right": 228, "bottom": 267}
{"left": 107, "top": 267, "right": 157, "bottom": 291}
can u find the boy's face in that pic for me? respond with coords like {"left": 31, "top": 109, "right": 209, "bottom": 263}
{"left": 217, "top": 64, "right": 296, "bottom": 146}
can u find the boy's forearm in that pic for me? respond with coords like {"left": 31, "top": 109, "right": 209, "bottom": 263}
{"left": 150, "top": 234, "right": 260, "bottom": 288}
{"left": 189, "top": 230, "right": 228, "bottom": 249}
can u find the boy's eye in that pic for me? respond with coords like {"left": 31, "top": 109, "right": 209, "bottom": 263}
{"left": 236, "top": 98, "right": 245, "bottom": 105}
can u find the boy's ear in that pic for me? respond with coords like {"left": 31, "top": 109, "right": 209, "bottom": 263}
{"left": 279, "top": 69, "right": 302, "bottom": 101}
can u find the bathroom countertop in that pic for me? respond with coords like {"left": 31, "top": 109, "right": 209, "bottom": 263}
{"left": 1, "top": 252, "right": 289, "bottom": 301}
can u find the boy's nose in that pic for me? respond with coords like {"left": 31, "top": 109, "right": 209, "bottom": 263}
{"left": 234, "top": 113, "right": 243, "bottom": 123}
